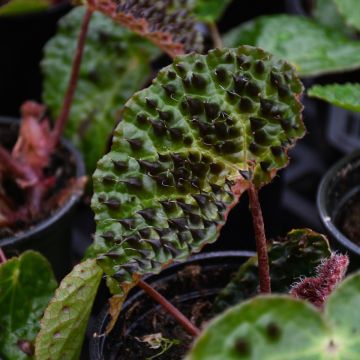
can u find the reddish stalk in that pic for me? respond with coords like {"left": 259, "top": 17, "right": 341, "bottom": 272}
{"left": 0, "top": 145, "right": 36, "bottom": 184}
{"left": 137, "top": 279, "right": 201, "bottom": 337}
{"left": 52, "top": 8, "right": 93, "bottom": 147}
{"left": 0, "top": 248, "right": 7, "bottom": 264}
{"left": 208, "top": 22, "right": 223, "bottom": 49}
{"left": 248, "top": 183, "right": 271, "bottom": 293}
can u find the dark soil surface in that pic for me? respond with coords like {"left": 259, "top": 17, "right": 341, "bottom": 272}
{"left": 109, "top": 297, "right": 215, "bottom": 360}
{"left": 99, "top": 262, "right": 241, "bottom": 360}
{"left": 336, "top": 192, "right": 360, "bottom": 245}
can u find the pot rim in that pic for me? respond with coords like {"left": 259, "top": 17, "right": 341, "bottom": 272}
{"left": 317, "top": 149, "right": 360, "bottom": 255}
{"left": 0, "top": 116, "right": 85, "bottom": 247}
{"left": 89, "top": 250, "right": 255, "bottom": 359}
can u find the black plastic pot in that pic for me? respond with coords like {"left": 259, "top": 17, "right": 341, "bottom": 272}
{"left": 317, "top": 150, "right": 360, "bottom": 267}
{"left": 89, "top": 251, "right": 254, "bottom": 360}
{"left": 0, "top": 117, "right": 85, "bottom": 279}
{"left": 0, "top": 1, "right": 71, "bottom": 116}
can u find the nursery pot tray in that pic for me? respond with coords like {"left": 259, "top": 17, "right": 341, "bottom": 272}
{"left": 317, "top": 150, "right": 360, "bottom": 266}
{"left": 90, "top": 251, "right": 254, "bottom": 360}
{"left": 0, "top": 117, "right": 85, "bottom": 279}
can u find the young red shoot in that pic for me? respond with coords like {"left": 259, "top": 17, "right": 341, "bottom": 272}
{"left": 290, "top": 253, "right": 349, "bottom": 308}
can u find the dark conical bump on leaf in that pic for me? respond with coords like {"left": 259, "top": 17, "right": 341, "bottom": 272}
{"left": 87, "top": 0, "right": 203, "bottom": 57}
{"left": 91, "top": 46, "right": 304, "bottom": 297}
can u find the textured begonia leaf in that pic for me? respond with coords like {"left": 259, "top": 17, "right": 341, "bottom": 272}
{"left": 187, "top": 296, "right": 329, "bottom": 360}
{"left": 35, "top": 259, "right": 103, "bottom": 360}
{"left": 91, "top": 46, "right": 304, "bottom": 307}
{"left": 189, "top": 273, "right": 360, "bottom": 359}
{"left": 223, "top": 15, "right": 360, "bottom": 77}
{"left": 308, "top": 83, "right": 360, "bottom": 112}
{"left": 334, "top": 0, "right": 360, "bottom": 31}
{"left": 191, "top": 0, "right": 232, "bottom": 22}
{"left": 0, "top": 251, "right": 57, "bottom": 360}
{"left": 188, "top": 272, "right": 360, "bottom": 359}
{"left": 86, "top": 0, "right": 203, "bottom": 58}
{"left": 42, "top": 7, "right": 159, "bottom": 173}
{"left": 325, "top": 272, "right": 360, "bottom": 356}
{"left": 214, "top": 228, "right": 331, "bottom": 311}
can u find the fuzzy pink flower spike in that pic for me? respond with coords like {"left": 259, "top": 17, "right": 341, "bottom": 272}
{"left": 290, "top": 253, "right": 349, "bottom": 308}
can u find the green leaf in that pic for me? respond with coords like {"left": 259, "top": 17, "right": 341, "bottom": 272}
{"left": 308, "top": 83, "right": 360, "bottom": 112}
{"left": 214, "top": 228, "right": 331, "bottom": 311}
{"left": 313, "top": 0, "right": 349, "bottom": 33}
{"left": 0, "top": 251, "right": 57, "bottom": 360}
{"left": 0, "top": 0, "right": 50, "bottom": 15}
{"left": 325, "top": 272, "right": 360, "bottom": 356}
{"left": 191, "top": 0, "right": 232, "bottom": 22}
{"left": 42, "top": 7, "right": 159, "bottom": 173}
{"left": 334, "top": 0, "right": 360, "bottom": 31}
{"left": 187, "top": 296, "right": 329, "bottom": 360}
{"left": 188, "top": 271, "right": 360, "bottom": 359}
{"left": 223, "top": 15, "right": 360, "bottom": 77}
{"left": 91, "top": 46, "right": 304, "bottom": 309}
{"left": 86, "top": 0, "right": 203, "bottom": 58}
{"left": 35, "top": 259, "right": 103, "bottom": 360}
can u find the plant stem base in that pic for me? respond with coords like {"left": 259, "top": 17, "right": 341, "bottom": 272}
{"left": 137, "top": 279, "right": 201, "bottom": 337}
